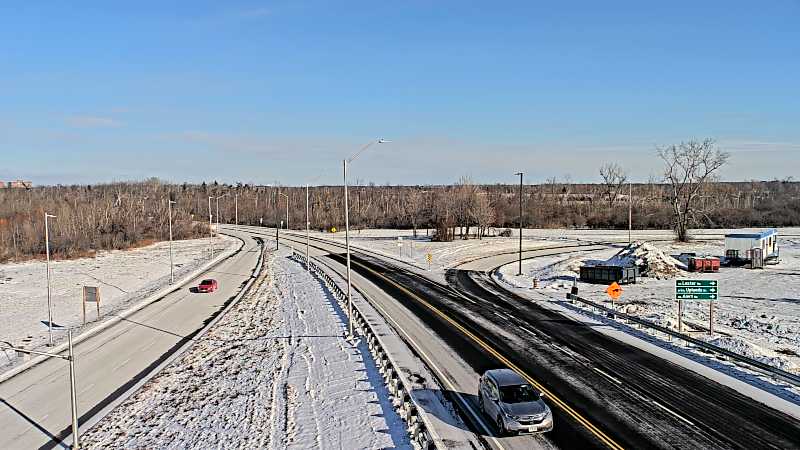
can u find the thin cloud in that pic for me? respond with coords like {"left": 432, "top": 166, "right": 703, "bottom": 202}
{"left": 239, "top": 7, "right": 270, "bottom": 19}
{"left": 66, "top": 115, "right": 123, "bottom": 128}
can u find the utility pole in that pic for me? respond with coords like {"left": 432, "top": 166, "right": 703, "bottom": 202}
{"left": 44, "top": 212, "right": 56, "bottom": 346}
{"left": 168, "top": 199, "right": 176, "bottom": 284}
{"left": 628, "top": 182, "right": 632, "bottom": 245}
{"left": 517, "top": 173, "right": 524, "bottom": 275}
{"left": 234, "top": 193, "right": 238, "bottom": 228}
{"left": 306, "top": 184, "right": 310, "bottom": 272}
{"left": 208, "top": 196, "right": 214, "bottom": 258}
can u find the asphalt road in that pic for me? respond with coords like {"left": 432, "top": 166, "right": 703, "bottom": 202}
{"left": 270, "top": 228, "right": 800, "bottom": 449}
{"left": 249, "top": 227, "right": 545, "bottom": 450}
{"left": 0, "top": 228, "right": 263, "bottom": 450}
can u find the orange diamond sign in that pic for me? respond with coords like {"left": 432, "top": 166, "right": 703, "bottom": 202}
{"left": 606, "top": 282, "right": 623, "bottom": 300}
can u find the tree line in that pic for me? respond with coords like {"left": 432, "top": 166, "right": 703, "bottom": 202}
{"left": 2, "top": 141, "right": 798, "bottom": 261}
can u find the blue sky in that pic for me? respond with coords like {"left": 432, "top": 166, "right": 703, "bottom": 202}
{"left": 2, "top": 1, "right": 798, "bottom": 185}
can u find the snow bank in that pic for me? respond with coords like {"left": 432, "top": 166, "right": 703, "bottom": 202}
{"left": 605, "top": 241, "right": 687, "bottom": 278}
{"left": 708, "top": 336, "right": 798, "bottom": 372}
{"left": 82, "top": 251, "right": 410, "bottom": 450}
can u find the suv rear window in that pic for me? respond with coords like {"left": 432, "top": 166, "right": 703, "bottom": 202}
{"left": 500, "top": 384, "right": 538, "bottom": 403}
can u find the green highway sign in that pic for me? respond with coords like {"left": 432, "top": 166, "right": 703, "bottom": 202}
{"left": 675, "top": 279, "right": 719, "bottom": 301}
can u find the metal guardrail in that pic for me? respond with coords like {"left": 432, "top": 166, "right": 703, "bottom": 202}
{"left": 564, "top": 292, "right": 800, "bottom": 387}
{"left": 290, "top": 251, "right": 436, "bottom": 450}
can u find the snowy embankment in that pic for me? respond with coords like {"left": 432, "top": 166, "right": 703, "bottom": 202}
{"left": 0, "top": 236, "right": 237, "bottom": 368}
{"left": 82, "top": 251, "right": 411, "bottom": 449}
{"left": 303, "top": 228, "right": 558, "bottom": 272}
{"left": 495, "top": 236, "right": 800, "bottom": 393}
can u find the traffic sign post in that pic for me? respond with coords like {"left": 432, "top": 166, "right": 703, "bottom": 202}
{"left": 675, "top": 279, "right": 719, "bottom": 336}
{"left": 605, "top": 282, "right": 623, "bottom": 319}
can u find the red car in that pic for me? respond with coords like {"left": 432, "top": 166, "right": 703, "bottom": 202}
{"left": 197, "top": 279, "right": 218, "bottom": 293}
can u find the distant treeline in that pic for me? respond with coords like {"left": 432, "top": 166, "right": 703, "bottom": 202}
{"left": 1, "top": 177, "right": 798, "bottom": 262}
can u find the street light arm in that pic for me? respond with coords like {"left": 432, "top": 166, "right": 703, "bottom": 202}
{"left": 0, "top": 342, "right": 69, "bottom": 360}
{"left": 347, "top": 138, "right": 389, "bottom": 164}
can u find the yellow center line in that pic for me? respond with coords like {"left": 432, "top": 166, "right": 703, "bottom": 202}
{"left": 352, "top": 259, "right": 625, "bottom": 450}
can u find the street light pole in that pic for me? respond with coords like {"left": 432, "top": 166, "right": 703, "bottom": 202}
{"left": 168, "top": 199, "right": 176, "bottom": 284}
{"left": 275, "top": 190, "right": 280, "bottom": 250}
{"left": 628, "top": 182, "right": 632, "bottom": 245}
{"left": 234, "top": 194, "right": 238, "bottom": 228}
{"left": 215, "top": 196, "right": 220, "bottom": 230}
{"left": 515, "top": 173, "right": 523, "bottom": 276}
{"left": 1, "top": 329, "right": 80, "bottom": 448}
{"left": 67, "top": 330, "right": 79, "bottom": 449}
{"left": 208, "top": 196, "right": 214, "bottom": 258}
{"left": 306, "top": 184, "right": 310, "bottom": 272}
{"left": 44, "top": 212, "right": 56, "bottom": 347}
{"left": 344, "top": 158, "right": 354, "bottom": 337}
{"left": 279, "top": 193, "right": 289, "bottom": 230}
{"left": 344, "top": 138, "right": 388, "bottom": 338}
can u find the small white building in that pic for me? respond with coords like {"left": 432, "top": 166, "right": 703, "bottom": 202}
{"left": 724, "top": 229, "right": 778, "bottom": 259}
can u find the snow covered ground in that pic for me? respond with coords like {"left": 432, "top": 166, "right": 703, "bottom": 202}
{"left": 81, "top": 250, "right": 411, "bottom": 450}
{"left": 496, "top": 235, "right": 800, "bottom": 375}
{"left": 304, "top": 228, "right": 566, "bottom": 272}
{"left": 0, "top": 236, "right": 237, "bottom": 368}
{"left": 304, "top": 227, "right": 800, "bottom": 273}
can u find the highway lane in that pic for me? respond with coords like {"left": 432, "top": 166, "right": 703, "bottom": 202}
{"left": 446, "top": 269, "right": 800, "bottom": 449}
{"left": 0, "top": 228, "right": 263, "bottom": 450}
{"left": 249, "top": 227, "right": 547, "bottom": 450}
{"left": 267, "top": 227, "right": 800, "bottom": 449}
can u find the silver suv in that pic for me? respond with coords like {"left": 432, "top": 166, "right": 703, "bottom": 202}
{"left": 479, "top": 368, "right": 553, "bottom": 434}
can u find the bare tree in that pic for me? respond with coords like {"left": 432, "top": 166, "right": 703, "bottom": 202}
{"left": 404, "top": 189, "right": 424, "bottom": 237}
{"left": 599, "top": 163, "right": 628, "bottom": 207}
{"left": 658, "top": 139, "right": 729, "bottom": 241}
{"left": 471, "top": 190, "right": 495, "bottom": 239}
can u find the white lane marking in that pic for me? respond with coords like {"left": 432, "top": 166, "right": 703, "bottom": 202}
{"left": 651, "top": 400, "right": 695, "bottom": 426}
{"left": 592, "top": 367, "right": 622, "bottom": 385}
{"left": 140, "top": 339, "right": 158, "bottom": 352}
{"left": 111, "top": 357, "right": 131, "bottom": 372}
{"left": 78, "top": 382, "right": 96, "bottom": 395}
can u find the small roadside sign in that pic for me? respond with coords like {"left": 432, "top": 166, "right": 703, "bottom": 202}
{"left": 605, "top": 282, "right": 622, "bottom": 300}
{"left": 82, "top": 286, "right": 101, "bottom": 325}
{"left": 675, "top": 279, "right": 718, "bottom": 301}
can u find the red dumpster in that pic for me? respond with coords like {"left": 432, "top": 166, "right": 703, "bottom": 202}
{"left": 688, "top": 257, "right": 720, "bottom": 272}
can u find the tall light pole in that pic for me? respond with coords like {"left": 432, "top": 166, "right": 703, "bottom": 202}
{"left": 2, "top": 330, "right": 80, "bottom": 448}
{"left": 208, "top": 196, "right": 214, "bottom": 258}
{"left": 275, "top": 190, "right": 280, "bottom": 249}
{"left": 515, "top": 172, "right": 524, "bottom": 276}
{"left": 628, "top": 181, "right": 633, "bottom": 245}
{"left": 44, "top": 212, "right": 56, "bottom": 347}
{"left": 168, "top": 199, "right": 176, "bottom": 284}
{"left": 234, "top": 193, "right": 238, "bottom": 228}
{"left": 306, "top": 184, "right": 310, "bottom": 272}
{"left": 279, "top": 193, "right": 289, "bottom": 230}
{"left": 344, "top": 139, "right": 388, "bottom": 337}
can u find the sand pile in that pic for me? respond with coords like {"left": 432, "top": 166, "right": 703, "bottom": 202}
{"left": 605, "top": 241, "right": 687, "bottom": 278}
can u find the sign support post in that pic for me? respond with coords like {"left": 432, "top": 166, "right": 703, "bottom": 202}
{"left": 709, "top": 300, "right": 714, "bottom": 336}
{"left": 675, "top": 279, "right": 719, "bottom": 335}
